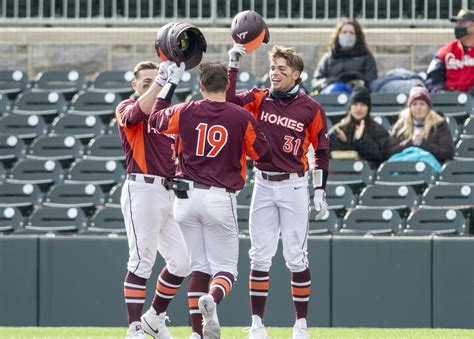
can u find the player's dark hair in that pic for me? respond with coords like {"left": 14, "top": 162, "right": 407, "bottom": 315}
{"left": 268, "top": 46, "right": 304, "bottom": 73}
{"left": 133, "top": 61, "right": 159, "bottom": 79}
{"left": 199, "top": 61, "right": 228, "bottom": 93}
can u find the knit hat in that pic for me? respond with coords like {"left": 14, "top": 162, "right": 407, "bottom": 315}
{"left": 407, "top": 85, "right": 431, "bottom": 107}
{"left": 349, "top": 86, "right": 371, "bottom": 109}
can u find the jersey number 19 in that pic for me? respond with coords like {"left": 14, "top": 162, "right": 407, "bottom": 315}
{"left": 195, "top": 123, "right": 229, "bottom": 158}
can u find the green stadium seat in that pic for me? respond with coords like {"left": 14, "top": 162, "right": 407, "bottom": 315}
{"left": 175, "top": 71, "right": 199, "bottom": 101}
{"left": 44, "top": 183, "right": 105, "bottom": 209}
{"left": 437, "top": 160, "right": 474, "bottom": 185}
{"left": 0, "top": 114, "right": 48, "bottom": 140}
{"left": 26, "top": 135, "right": 84, "bottom": 161}
{"left": 23, "top": 206, "right": 88, "bottom": 234}
{"left": 106, "top": 183, "right": 122, "bottom": 208}
{"left": 445, "top": 116, "right": 460, "bottom": 143}
{"left": 431, "top": 91, "right": 471, "bottom": 122}
{"left": 67, "top": 91, "right": 121, "bottom": 121}
{"left": 325, "top": 184, "right": 356, "bottom": 215}
{"left": 0, "top": 70, "right": 29, "bottom": 99}
{"left": 404, "top": 207, "right": 467, "bottom": 236}
{"left": 236, "top": 71, "right": 257, "bottom": 93}
{"left": 308, "top": 209, "right": 340, "bottom": 235}
{"left": 313, "top": 93, "right": 349, "bottom": 124}
{"left": 84, "top": 134, "right": 124, "bottom": 161}
{"left": 454, "top": 138, "right": 474, "bottom": 161}
{"left": 87, "top": 206, "right": 126, "bottom": 235}
{"left": 6, "top": 159, "right": 64, "bottom": 186}
{"left": 49, "top": 114, "right": 105, "bottom": 141}
{"left": 107, "top": 118, "right": 119, "bottom": 135}
{"left": 0, "top": 162, "right": 5, "bottom": 182}
{"left": 0, "top": 135, "right": 26, "bottom": 164}
{"left": 0, "top": 183, "right": 42, "bottom": 211}
{"left": 0, "top": 93, "right": 11, "bottom": 114}
{"left": 327, "top": 159, "right": 373, "bottom": 187}
{"left": 33, "top": 69, "right": 88, "bottom": 99}
{"left": 375, "top": 161, "right": 437, "bottom": 191}
{"left": 372, "top": 115, "right": 392, "bottom": 132}
{"left": 11, "top": 90, "right": 68, "bottom": 120}
{"left": 461, "top": 117, "right": 474, "bottom": 139}
{"left": 65, "top": 159, "right": 125, "bottom": 185}
{"left": 340, "top": 208, "right": 404, "bottom": 235}
{"left": 357, "top": 184, "right": 419, "bottom": 212}
{"left": 370, "top": 92, "right": 407, "bottom": 123}
{"left": 89, "top": 70, "right": 134, "bottom": 99}
{"left": 0, "top": 206, "right": 24, "bottom": 233}
{"left": 421, "top": 184, "right": 474, "bottom": 209}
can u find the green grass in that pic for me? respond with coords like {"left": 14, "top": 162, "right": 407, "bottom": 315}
{"left": 0, "top": 327, "right": 474, "bottom": 338}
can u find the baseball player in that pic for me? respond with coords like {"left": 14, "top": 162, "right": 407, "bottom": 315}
{"left": 116, "top": 60, "right": 190, "bottom": 339}
{"left": 149, "top": 61, "right": 272, "bottom": 339}
{"left": 226, "top": 45, "right": 330, "bottom": 339}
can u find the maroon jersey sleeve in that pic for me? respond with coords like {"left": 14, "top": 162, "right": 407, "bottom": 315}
{"left": 149, "top": 101, "right": 189, "bottom": 135}
{"left": 244, "top": 113, "right": 272, "bottom": 162}
{"left": 116, "top": 99, "right": 147, "bottom": 127}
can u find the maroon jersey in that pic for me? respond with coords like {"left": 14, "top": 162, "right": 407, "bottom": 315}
{"left": 149, "top": 99, "right": 271, "bottom": 190}
{"left": 115, "top": 97, "right": 176, "bottom": 177}
{"left": 227, "top": 68, "right": 329, "bottom": 173}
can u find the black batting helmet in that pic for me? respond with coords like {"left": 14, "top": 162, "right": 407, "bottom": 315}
{"left": 231, "top": 10, "right": 270, "bottom": 53}
{"left": 155, "top": 22, "right": 207, "bottom": 70}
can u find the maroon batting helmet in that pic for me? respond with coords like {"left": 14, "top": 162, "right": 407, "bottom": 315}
{"left": 231, "top": 10, "right": 270, "bottom": 53}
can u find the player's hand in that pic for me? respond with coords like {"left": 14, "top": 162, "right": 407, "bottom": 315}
{"left": 155, "top": 61, "right": 171, "bottom": 87}
{"left": 228, "top": 43, "right": 246, "bottom": 69}
{"left": 168, "top": 62, "right": 186, "bottom": 85}
{"left": 313, "top": 189, "right": 328, "bottom": 221}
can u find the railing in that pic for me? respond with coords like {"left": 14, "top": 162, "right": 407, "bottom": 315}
{"left": 0, "top": 0, "right": 470, "bottom": 27}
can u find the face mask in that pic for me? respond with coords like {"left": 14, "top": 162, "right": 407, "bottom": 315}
{"left": 338, "top": 33, "right": 356, "bottom": 49}
{"left": 455, "top": 26, "right": 469, "bottom": 40}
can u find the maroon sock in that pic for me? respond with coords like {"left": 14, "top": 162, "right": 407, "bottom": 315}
{"left": 249, "top": 270, "right": 269, "bottom": 319}
{"left": 291, "top": 268, "right": 311, "bottom": 319}
{"left": 188, "top": 271, "right": 211, "bottom": 336}
{"left": 124, "top": 271, "right": 147, "bottom": 324}
{"left": 152, "top": 267, "right": 185, "bottom": 315}
{"left": 209, "top": 271, "right": 235, "bottom": 304}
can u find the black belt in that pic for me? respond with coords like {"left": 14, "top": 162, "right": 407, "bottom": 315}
{"left": 194, "top": 182, "right": 236, "bottom": 193}
{"left": 127, "top": 173, "right": 171, "bottom": 189}
{"left": 261, "top": 172, "right": 304, "bottom": 182}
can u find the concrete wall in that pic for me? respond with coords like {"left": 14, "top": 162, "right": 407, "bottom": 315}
{"left": 0, "top": 27, "right": 453, "bottom": 79}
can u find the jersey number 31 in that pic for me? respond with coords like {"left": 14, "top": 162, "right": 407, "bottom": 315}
{"left": 195, "top": 123, "right": 229, "bottom": 157}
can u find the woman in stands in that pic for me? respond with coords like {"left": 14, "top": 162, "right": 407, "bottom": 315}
{"left": 312, "top": 18, "right": 378, "bottom": 94}
{"left": 329, "top": 86, "right": 389, "bottom": 169}
{"left": 388, "top": 85, "right": 454, "bottom": 164}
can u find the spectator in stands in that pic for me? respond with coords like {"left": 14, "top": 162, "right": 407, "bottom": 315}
{"left": 388, "top": 85, "right": 454, "bottom": 166}
{"left": 329, "top": 86, "right": 389, "bottom": 169}
{"left": 426, "top": 9, "right": 474, "bottom": 93}
{"left": 312, "top": 18, "right": 377, "bottom": 94}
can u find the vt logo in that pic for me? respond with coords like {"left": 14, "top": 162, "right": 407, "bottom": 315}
{"left": 236, "top": 31, "right": 248, "bottom": 40}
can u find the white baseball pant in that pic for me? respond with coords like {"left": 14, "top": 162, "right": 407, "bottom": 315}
{"left": 121, "top": 173, "right": 191, "bottom": 279}
{"left": 173, "top": 181, "right": 239, "bottom": 278}
{"left": 249, "top": 170, "right": 310, "bottom": 272}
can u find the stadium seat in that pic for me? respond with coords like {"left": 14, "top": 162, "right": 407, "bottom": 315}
{"left": 0, "top": 162, "right": 5, "bottom": 183}
{"left": 370, "top": 92, "right": 407, "bottom": 123}
{"left": 327, "top": 159, "right": 373, "bottom": 187}
{"left": 375, "top": 161, "right": 437, "bottom": 190}
{"left": 372, "top": 115, "right": 392, "bottom": 132}
{"left": 106, "top": 183, "right": 122, "bottom": 207}
{"left": 11, "top": 90, "right": 68, "bottom": 120}
{"left": 325, "top": 184, "right": 356, "bottom": 214}
{"left": 0, "top": 135, "right": 26, "bottom": 164}
{"left": 308, "top": 209, "right": 340, "bottom": 235}
{"left": 437, "top": 160, "right": 474, "bottom": 185}
{"left": 235, "top": 71, "right": 257, "bottom": 93}
{"left": 0, "top": 93, "right": 11, "bottom": 114}
{"left": 0, "top": 70, "right": 29, "bottom": 99}
{"left": 454, "top": 138, "right": 474, "bottom": 161}
{"left": 445, "top": 116, "right": 460, "bottom": 143}
{"left": 65, "top": 159, "right": 125, "bottom": 185}
{"left": 340, "top": 208, "right": 404, "bottom": 235}
{"left": 0, "top": 182, "right": 42, "bottom": 211}
{"left": 107, "top": 118, "right": 119, "bottom": 135}
{"left": 89, "top": 70, "right": 134, "bottom": 98}
{"left": 84, "top": 134, "right": 124, "bottom": 161}
{"left": 49, "top": 114, "right": 106, "bottom": 141}
{"left": 237, "top": 183, "right": 253, "bottom": 221}
{"left": 32, "top": 69, "right": 88, "bottom": 99}
{"left": 175, "top": 71, "right": 199, "bottom": 101}
{"left": 421, "top": 184, "right": 474, "bottom": 209}
{"left": 313, "top": 93, "right": 349, "bottom": 123}
{"left": 357, "top": 184, "right": 419, "bottom": 213}
{"left": 67, "top": 91, "right": 121, "bottom": 121}
{"left": 299, "top": 69, "right": 313, "bottom": 94}
{"left": 461, "top": 117, "right": 474, "bottom": 139}
{"left": 185, "top": 91, "right": 203, "bottom": 102}
{"left": 431, "top": 91, "right": 471, "bottom": 121}
{"left": 0, "top": 114, "right": 48, "bottom": 140}
{"left": 0, "top": 206, "right": 24, "bottom": 233}
{"left": 44, "top": 183, "right": 105, "bottom": 209}
{"left": 87, "top": 206, "right": 126, "bottom": 234}
{"left": 6, "top": 159, "right": 64, "bottom": 186}
{"left": 26, "top": 135, "right": 84, "bottom": 161}
{"left": 24, "top": 206, "right": 87, "bottom": 233}
{"left": 404, "top": 207, "right": 467, "bottom": 236}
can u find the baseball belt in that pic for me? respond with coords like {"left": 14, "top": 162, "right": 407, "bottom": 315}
{"left": 261, "top": 172, "right": 304, "bottom": 182}
{"left": 126, "top": 173, "right": 172, "bottom": 189}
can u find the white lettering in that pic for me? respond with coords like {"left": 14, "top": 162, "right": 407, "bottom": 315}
{"left": 259, "top": 110, "right": 305, "bottom": 132}
{"left": 236, "top": 31, "right": 248, "bottom": 40}
{"left": 445, "top": 52, "right": 474, "bottom": 70}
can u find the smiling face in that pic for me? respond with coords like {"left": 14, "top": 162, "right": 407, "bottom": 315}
{"left": 269, "top": 57, "right": 300, "bottom": 92}
{"left": 410, "top": 99, "right": 430, "bottom": 123}
{"left": 132, "top": 68, "right": 158, "bottom": 96}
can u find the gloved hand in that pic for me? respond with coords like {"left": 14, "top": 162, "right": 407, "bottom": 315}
{"left": 228, "top": 44, "right": 246, "bottom": 69}
{"left": 313, "top": 189, "right": 328, "bottom": 221}
{"left": 168, "top": 62, "right": 186, "bottom": 85}
{"left": 155, "top": 61, "right": 171, "bottom": 87}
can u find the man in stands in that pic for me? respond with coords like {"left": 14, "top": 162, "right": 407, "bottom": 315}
{"left": 426, "top": 9, "right": 474, "bottom": 93}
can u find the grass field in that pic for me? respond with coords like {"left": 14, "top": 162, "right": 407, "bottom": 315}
{"left": 1, "top": 327, "right": 474, "bottom": 338}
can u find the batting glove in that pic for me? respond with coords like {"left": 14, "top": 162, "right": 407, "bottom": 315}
{"left": 155, "top": 61, "right": 171, "bottom": 87}
{"left": 168, "top": 62, "right": 186, "bottom": 85}
{"left": 228, "top": 44, "right": 246, "bottom": 69}
{"left": 313, "top": 189, "right": 328, "bottom": 221}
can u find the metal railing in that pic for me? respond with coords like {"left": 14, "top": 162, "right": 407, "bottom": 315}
{"left": 0, "top": 0, "right": 470, "bottom": 27}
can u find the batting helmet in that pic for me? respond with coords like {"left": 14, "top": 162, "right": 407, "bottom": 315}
{"left": 155, "top": 22, "right": 207, "bottom": 70}
{"left": 231, "top": 10, "right": 270, "bottom": 53}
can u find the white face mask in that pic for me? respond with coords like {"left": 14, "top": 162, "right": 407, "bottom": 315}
{"left": 338, "top": 33, "right": 356, "bottom": 49}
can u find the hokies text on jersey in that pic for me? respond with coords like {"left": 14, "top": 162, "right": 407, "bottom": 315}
{"left": 260, "top": 111, "right": 305, "bottom": 132}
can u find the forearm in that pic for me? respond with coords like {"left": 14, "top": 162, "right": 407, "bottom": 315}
{"left": 137, "top": 83, "right": 163, "bottom": 115}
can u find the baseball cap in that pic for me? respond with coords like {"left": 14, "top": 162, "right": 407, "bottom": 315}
{"left": 450, "top": 9, "right": 474, "bottom": 22}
